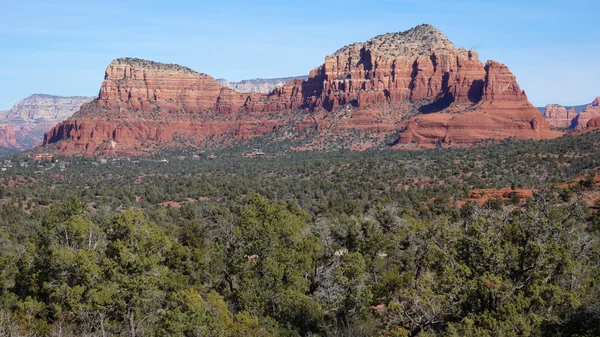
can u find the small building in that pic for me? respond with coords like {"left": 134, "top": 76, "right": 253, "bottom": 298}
{"left": 244, "top": 148, "right": 267, "bottom": 158}
{"left": 32, "top": 153, "right": 53, "bottom": 161}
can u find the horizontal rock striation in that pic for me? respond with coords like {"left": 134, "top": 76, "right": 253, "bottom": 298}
{"left": 43, "top": 24, "right": 561, "bottom": 155}
{"left": 3, "top": 94, "right": 95, "bottom": 124}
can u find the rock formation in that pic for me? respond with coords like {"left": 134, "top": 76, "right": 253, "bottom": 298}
{"left": 3, "top": 94, "right": 95, "bottom": 123}
{"left": 0, "top": 94, "right": 95, "bottom": 150}
{"left": 538, "top": 104, "right": 587, "bottom": 115}
{"left": 586, "top": 117, "right": 600, "bottom": 129}
{"left": 216, "top": 76, "right": 308, "bottom": 94}
{"left": 0, "top": 125, "right": 18, "bottom": 149}
{"left": 574, "top": 97, "right": 600, "bottom": 130}
{"left": 544, "top": 104, "right": 576, "bottom": 128}
{"left": 42, "top": 24, "right": 561, "bottom": 156}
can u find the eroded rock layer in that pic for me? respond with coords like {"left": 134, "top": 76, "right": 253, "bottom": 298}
{"left": 544, "top": 104, "right": 577, "bottom": 129}
{"left": 216, "top": 76, "right": 308, "bottom": 94}
{"left": 575, "top": 97, "right": 600, "bottom": 130}
{"left": 43, "top": 25, "right": 561, "bottom": 156}
{"left": 1, "top": 94, "right": 95, "bottom": 150}
{"left": 3, "top": 94, "right": 95, "bottom": 123}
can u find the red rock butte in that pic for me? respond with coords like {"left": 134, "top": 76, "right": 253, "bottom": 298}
{"left": 42, "top": 24, "right": 562, "bottom": 156}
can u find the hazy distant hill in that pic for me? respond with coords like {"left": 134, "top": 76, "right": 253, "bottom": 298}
{"left": 2, "top": 94, "right": 95, "bottom": 124}
{"left": 0, "top": 94, "right": 95, "bottom": 150}
{"left": 216, "top": 76, "right": 308, "bottom": 94}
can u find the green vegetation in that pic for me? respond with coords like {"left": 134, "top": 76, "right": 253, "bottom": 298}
{"left": 0, "top": 146, "right": 18, "bottom": 159}
{"left": 0, "top": 131, "right": 599, "bottom": 336}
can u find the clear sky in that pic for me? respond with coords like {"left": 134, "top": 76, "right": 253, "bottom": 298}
{"left": 0, "top": 0, "right": 598, "bottom": 109}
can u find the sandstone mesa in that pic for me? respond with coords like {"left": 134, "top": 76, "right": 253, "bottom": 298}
{"left": 42, "top": 24, "right": 562, "bottom": 156}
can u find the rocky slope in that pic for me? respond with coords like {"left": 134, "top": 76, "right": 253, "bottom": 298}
{"left": 42, "top": 25, "right": 561, "bottom": 156}
{"left": 216, "top": 76, "right": 308, "bottom": 94}
{"left": 0, "top": 94, "right": 95, "bottom": 149}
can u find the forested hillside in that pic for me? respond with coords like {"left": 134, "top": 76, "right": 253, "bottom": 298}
{"left": 1, "top": 131, "right": 600, "bottom": 336}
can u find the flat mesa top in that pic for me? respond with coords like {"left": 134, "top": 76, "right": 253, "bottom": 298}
{"left": 333, "top": 24, "right": 457, "bottom": 58}
{"left": 110, "top": 57, "right": 204, "bottom": 75}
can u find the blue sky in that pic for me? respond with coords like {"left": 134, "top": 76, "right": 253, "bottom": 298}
{"left": 0, "top": 0, "right": 598, "bottom": 109}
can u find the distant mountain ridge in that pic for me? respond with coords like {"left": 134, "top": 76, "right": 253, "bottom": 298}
{"left": 0, "top": 94, "right": 95, "bottom": 150}
{"left": 216, "top": 76, "right": 308, "bottom": 94}
{"left": 1, "top": 94, "right": 96, "bottom": 124}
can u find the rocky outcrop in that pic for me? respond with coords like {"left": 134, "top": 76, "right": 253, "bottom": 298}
{"left": 544, "top": 104, "right": 577, "bottom": 128}
{"left": 96, "top": 58, "right": 222, "bottom": 114}
{"left": 0, "top": 94, "right": 95, "bottom": 150}
{"left": 574, "top": 97, "right": 600, "bottom": 130}
{"left": 0, "top": 125, "right": 18, "bottom": 148}
{"left": 3, "top": 94, "right": 95, "bottom": 123}
{"left": 216, "top": 76, "right": 308, "bottom": 94}
{"left": 42, "top": 25, "right": 561, "bottom": 156}
{"left": 292, "top": 25, "right": 486, "bottom": 110}
{"left": 395, "top": 104, "right": 555, "bottom": 149}
{"left": 587, "top": 117, "right": 600, "bottom": 129}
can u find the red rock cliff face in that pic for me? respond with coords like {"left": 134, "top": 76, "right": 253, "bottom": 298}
{"left": 43, "top": 58, "right": 297, "bottom": 155}
{"left": 43, "top": 25, "right": 561, "bottom": 155}
{"left": 544, "top": 104, "right": 576, "bottom": 129}
{"left": 587, "top": 117, "right": 600, "bottom": 129}
{"left": 294, "top": 33, "right": 487, "bottom": 111}
{"left": 95, "top": 59, "right": 233, "bottom": 114}
{"left": 574, "top": 97, "right": 600, "bottom": 130}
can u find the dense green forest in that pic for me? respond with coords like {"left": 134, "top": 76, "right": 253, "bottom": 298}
{"left": 1, "top": 132, "right": 600, "bottom": 336}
